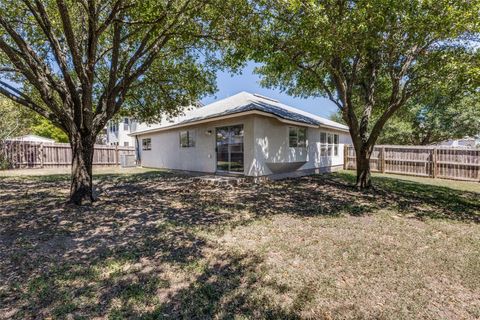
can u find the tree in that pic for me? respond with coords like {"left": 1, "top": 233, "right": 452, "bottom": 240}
{"left": 0, "top": 98, "right": 34, "bottom": 168}
{"left": 331, "top": 65, "right": 480, "bottom": 145}
{"left": 0, "top": 98, "right": 33, "bottom": 141}
{"left": 0, "top": 97, "right": 69, "bottom": 142}
{"left": 235, "top": 0, "right": 479, "bottom": 188}
{"left": 30, "top": 117, "right": 70, "bottom": 143}
{"left": 0, "top": 0, "right": 223, "bottom": 204}
{"left": 377, "top": 90, "right": 480, "bottom": 146}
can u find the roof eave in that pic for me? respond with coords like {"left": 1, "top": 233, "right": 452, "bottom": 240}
{"left": 129, "top": 110, "right": 323, "bottom": 136}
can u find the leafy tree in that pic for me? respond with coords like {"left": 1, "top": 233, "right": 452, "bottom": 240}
{"left": 378, "top": 91, "right": 480, "bottom": 145}
{"left": 0, "top": 98, "right": 34, "bottom": 168}
{"left": 0, "top": 98, "right": 33, "bottom": 141}
{"left": 30, "top": 116, "right": 69, "bottom": 143}
{"left": 331, "top": 68, "right": 480, "bottom": 145}
{"left": 235, "top": 0, "right": 479, "bottom": 188}
{"left": 0, "top": 97, "right": 69, "bottom": 142}
{"left": 0, "top": 0, "right": 225, "bottom": 204}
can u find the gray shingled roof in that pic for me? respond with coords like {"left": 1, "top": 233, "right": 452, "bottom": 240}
{"left": 131, "top": 92, "right": 349, "bottom": 135}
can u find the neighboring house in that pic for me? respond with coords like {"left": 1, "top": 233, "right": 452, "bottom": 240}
{"left": 8, "top": 134, "right": 55, "bottom": 144}
{"left": 437, "top": 137, "right": 478, "bottom": 149}
{"left": 130, "top": 92, "right": 351, "bottom": 179}
{"left": 106, "top": 117, "right": 137, "bottom": 147}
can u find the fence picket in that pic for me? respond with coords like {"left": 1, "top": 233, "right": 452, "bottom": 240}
{"left": 345, "top": 145, "right": 480, "bottom": 182}
{"left": 0, "top": 141, "right": 135, "bottom": 169}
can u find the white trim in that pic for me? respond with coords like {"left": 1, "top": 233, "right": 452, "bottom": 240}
{"left": 214, "top": 124, "right": 245, "bottom": 175}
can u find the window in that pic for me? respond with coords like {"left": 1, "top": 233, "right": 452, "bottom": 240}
{"left": 109, "top": 122, "right": 118, "bottom": 133}
{"left": 124, "top": 141, "right": 129, "bottom": 147}
{"left": 320, "top": 132, "right": 340, "bottom": 156}
{"left": 320, "top": 132, "right": 327, "bottom": 144}
{"left": 123, "top": 118, "right": 129, "bottom": 131}
{"left": 142, "top": 138, "right": 151, "bottom": 151}
{"left": 180, "top": 130, "right": 195, "bottom": 148}
{"left": 289, "top": 127, "right": 307, "bottom": 147}
{"left": 334, "top": 134, "right": 339, "bottom": 156}
{"left": 320, "top": 132, "right": 328, "bottom": 156}
{"left": 327, "top": 133, "right": 333, "bottom": 144}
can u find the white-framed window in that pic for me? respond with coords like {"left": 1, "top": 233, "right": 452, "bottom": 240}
{"left": 334, "top": 134, "right": 339, "bottom": 156}
{"left": 320, "top": 132, "right": 339, "bottom": 156}
{"left": 288, "top": 126, "right": 307, "bottom": 147}
{"left": 180, "top": 130, "right": 195, "bottom": 148}
{"left": 320, "top": 132, "right": 328, "bottom": 156}
{"left": 109, "top": 122, "right": 118, "bottom": 133}
{"left": 123, "top": 118, "right": 129, "bottom": 131}
{"left": 124, "top": 141, "right": 129, "bottom": 147}
{"left": 142, "top": 138, "right": 151, "bottom": 151}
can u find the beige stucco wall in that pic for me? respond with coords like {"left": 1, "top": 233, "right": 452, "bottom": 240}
{"left": 250, "top": 116, "right": 351, "bottom": 176}
{"left": 137, "top": 114, "right": 351, "bottom": 177}
{"left": 137, "top": 116, "right": 255, "bottom": 173}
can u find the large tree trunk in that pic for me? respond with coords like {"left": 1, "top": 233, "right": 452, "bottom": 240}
{"left": 355, "top": 147, "right": 372, "bottom": 189}
{"left": 69, "top": 134, "right": 95, "bottom": 205}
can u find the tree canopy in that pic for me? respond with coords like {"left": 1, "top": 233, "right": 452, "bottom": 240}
{"left": 0, "top": 0, "right": 232, "bottom": 203}
{"left": 231, "top": 0, "right": 480, "bottom": 187}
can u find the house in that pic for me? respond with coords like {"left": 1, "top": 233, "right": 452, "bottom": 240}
{"left": 8, "top": 134, "right": 56, "bottom": 144}
{"left": 130, "top": 92, "right": 351, "bottom": 179}
{"left": 106, "top": 117, "right": 138, "bottom": 147}
{"left": 437, "top": 137, "right": 479, "bottom": 149}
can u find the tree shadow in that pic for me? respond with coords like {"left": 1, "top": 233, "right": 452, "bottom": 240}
{"left": 1, "top": 170, "right": 478, "bottom": 319}
{"left": 332, "top": 172, "right": 480, "bottom": 223}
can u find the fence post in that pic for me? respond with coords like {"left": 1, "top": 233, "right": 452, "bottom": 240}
{"left": 343, "top": 144, "right": 348, "bottom": 170}
{"left": 432, "top": 148, "right": 437, "bottom": 178}
{"left": 115, "top": 145, "right": 119, "bottom": 165}
{"left": 39, "top": 143, "right": 44, "bottom": 168}
{"left": 380, "top": 146, "right": 386, "bottom": 173}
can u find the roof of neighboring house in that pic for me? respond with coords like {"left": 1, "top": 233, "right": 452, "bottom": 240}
{"left": 130, "top": 91, "right": 349, "bottom": 136}
{"left": 8, "top": 134, "right": 56, "bottom": 143}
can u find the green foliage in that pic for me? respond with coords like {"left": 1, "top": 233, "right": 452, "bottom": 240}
{"left": 0, "top": 98, "right": 32, "bottom": 140}
{"left": 0, "top": 97, "right": 68, "bottom": 143}
{"left": 232, "top": 0, "right": 480, "bottom": 150}
{"left": 30, "top": 117, "right": 69, "bottom": 143}
{"left": 0, "top": 0, "right": 232, "bottom": 131}
{"left": 378, "top": 91, "right": 480, "bottom": 145}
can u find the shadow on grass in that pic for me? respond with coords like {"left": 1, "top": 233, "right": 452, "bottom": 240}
{"left": 0, "top": 170, "right": 478, "bottom": 319}
{"left": 332, "top": 171, "right": 480, "bottom": 223}
{"left": 0, "top": 172, "right": 305, "bottom": 319}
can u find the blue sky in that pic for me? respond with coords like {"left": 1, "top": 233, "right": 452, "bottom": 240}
{"left": 201, "top": 62, "right": 338, "bottom": 119}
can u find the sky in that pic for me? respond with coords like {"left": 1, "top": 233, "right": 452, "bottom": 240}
{"left": 200, "top": 61, "right": 338, "bottom": 119}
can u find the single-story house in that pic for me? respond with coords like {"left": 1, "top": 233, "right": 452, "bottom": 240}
{"left": 130, "top": 92, "right": 351, "bottom": 179}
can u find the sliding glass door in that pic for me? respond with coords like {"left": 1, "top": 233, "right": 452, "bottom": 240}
{"left": 216, "top": 125, "right": 244, "bottom": 173}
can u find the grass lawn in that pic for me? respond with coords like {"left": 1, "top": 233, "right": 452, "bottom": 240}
{"left": 0, "top": 169, "right": 479, "bottom": 319}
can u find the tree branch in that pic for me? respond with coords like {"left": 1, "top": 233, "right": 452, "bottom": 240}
{"left": 0, "top": 80, "right": 52, "bottom": 120}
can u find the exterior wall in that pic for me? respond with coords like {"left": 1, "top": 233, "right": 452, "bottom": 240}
{"left": 250, "top": 116, "right": 351, "bottom": 176}
{"left": 137, "top": 116, "right": 255, "bottom": 174}
{"left": 106, "top": 118, "right": 137, "bottom": 147}
{"left": 136, "top": 114, "right": 351, "bottom": 177}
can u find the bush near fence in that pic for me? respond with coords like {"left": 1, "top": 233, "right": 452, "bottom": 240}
{"left": 344, "top": 145, "right": 480, "bottom": 182}
{"left": 0, "top": 141, "right": 135, "bottom": 169}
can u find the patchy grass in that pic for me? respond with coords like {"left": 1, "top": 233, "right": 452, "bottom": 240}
{"left": 0, "top": 169, "right": 479, "bottom": 319}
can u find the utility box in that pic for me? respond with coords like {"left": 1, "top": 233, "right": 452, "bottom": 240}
{"left": 120, "top": 154, "right": 136, "bottom": 167}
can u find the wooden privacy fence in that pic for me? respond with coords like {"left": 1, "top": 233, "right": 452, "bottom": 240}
{"left": 344, "top": 145, "right": 480, "bottom": 182}
{"left": 0, "top": 141, "right": 135, "bottom": 169}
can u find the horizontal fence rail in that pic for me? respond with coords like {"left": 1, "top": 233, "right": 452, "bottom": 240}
{"left": 344, "top": 145, "right": 480, "bottom": 182}
{"left": 1, "top": 141, "right": 135, "bottom": 169}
